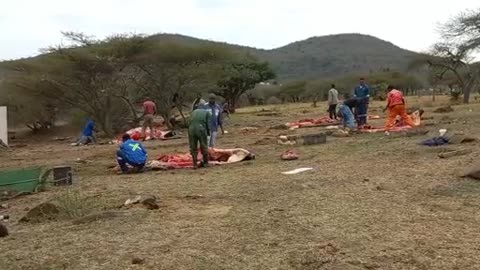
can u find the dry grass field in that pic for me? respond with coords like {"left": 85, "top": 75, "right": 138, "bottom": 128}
{"left": 1, "top": 96, "right": 480, "bottom": 270}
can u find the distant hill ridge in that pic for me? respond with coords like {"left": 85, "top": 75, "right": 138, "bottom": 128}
{"left": 148, "top": 33, "right": 419, "bottom": 80}
{"left": 1, "top": 33, "right": 419, "bottom": 80}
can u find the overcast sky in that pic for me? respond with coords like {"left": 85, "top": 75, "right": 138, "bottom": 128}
{"left": 0, "top": 0, "right": 479, "bottom": 60}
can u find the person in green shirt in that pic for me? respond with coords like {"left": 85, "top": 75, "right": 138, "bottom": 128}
{"left": 188, "top": 102, "right": 211, "bottom": 169}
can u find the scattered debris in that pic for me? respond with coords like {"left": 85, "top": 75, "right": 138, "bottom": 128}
{"left": 19, "top": 202, "right": 60, "bottom": 223}
{"left": 131, "top": 257, "right": 145, "bottom": 265}
{"left": 281, "top": 150, "right": 299, "bottom": 161}
{"left": 282, "top": 168, "right": 313, "bottom": 175}
{"left": 433, "top": 105, "right": 454, "bottom": 113}
{"left": 0, "top": 222, "right": 8, "bottom": 238}
{"left": 124, "top": 195, "right": 159, "bottom": 210}
{"left": 420, "top": 136, "right": 449, "bottom": 146}
{"left": 438, "top": 149, "right": 472, "bottom": 159}
{"left": 277, "top": 135, "right": 297, "bottom": 145}
{"left": 72, "top": 211, "right": 124, "bottom": 225}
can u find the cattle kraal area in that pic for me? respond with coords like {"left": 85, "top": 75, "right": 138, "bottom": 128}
{"left": 1, "top": 97, "right": 480, "bottom": 270}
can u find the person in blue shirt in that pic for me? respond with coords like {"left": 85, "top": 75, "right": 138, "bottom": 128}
{"left": 206, "top": 94, "right": 224, "bottom": 147}
{"left": 353, "top": 78, "right": 370, "bottom": 127}
{"left": 74, "top": 118, "right": 96, "bottom": 146}
{"left": 117, "top": 134, "right": 148, "bottom": 174}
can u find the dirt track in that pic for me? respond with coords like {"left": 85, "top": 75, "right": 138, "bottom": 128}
{"left": 1, "top": 98, "right": 480, "bottom": 270}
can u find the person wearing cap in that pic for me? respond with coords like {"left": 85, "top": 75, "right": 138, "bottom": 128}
{"left": 188, "top": 101, "right": 211, "bottom": 168}
{"left": 383, "top": 85, "right": 416, "bottom": 132}
{"left": 353, "top": 78, "right": 370, "bottom": 127}
{"left": 206, "top": 93, "right": 224, "bottom": 147}
{"left": 117, "top": 134, "right": 148, "bottom": 174}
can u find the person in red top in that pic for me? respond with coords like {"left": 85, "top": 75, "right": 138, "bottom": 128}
{"left": 142, "top": 97, "right": 157, "bottom": 140}
{"left": 383, "top": 85, "right": 416, "bottom": 131}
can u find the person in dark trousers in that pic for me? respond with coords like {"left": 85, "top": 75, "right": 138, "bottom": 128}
{"left": 328, "top": 84, "right": 339, "bottom": 120}
{"left": 188, "top": 102, "right": 211, "bottom": 169}
{"left": 206, "top": 94, "right": 224, "bottom": 147}
{"left": 117, "top": 134, "right": 148, "bottom": 174}
{"left": 353, "top": 78, "right": 370, "bottom": 127}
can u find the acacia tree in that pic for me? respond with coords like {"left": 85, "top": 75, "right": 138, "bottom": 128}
{"left": 132, "top": 43, "right": 230, "bottom": 128}
{"left": 3, "top": 32, "right": 149, "bottom": 136}
{"left": 412, "top": 9, "right": 480, "bottom": 103}
{"left": 215, "top": 61, "right": 275, "bottom": 112}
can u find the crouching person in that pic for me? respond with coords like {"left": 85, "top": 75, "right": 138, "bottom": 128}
{"left": 339, "top": 97, "right": 360, "bottom": 131}
{"left": 117, "top": 134, "right": 147, "bottom": 174}
{"left": 188, "top": 103, "right": 211, "bottom": 169}
{"left": 74, "top": 118, "right": 96, "bottom": 146}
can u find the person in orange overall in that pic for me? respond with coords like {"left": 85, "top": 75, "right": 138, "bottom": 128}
{"left": 383, "top": 85, "right": 416, "bottom": 131}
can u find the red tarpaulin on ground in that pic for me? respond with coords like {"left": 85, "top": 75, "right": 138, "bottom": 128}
{"left": 148, "top": 148, "right": 255, "bottom": 169}
{"left": 113, "top": 127, "right": 177, "bottom": 143}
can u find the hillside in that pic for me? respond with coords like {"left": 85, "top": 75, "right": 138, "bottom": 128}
{"left": 149, "top": 33, "right": 419, "bottom": 80}
{"left": 1, "top": 33, "right": 419, "bottom": 81}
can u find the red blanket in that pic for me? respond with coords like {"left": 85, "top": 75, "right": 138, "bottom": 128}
{"left": 114, "top": 127, "right": 177, "bottom": 143}
{"left": 149, "top": 148, "right": 255, "bottom": 169}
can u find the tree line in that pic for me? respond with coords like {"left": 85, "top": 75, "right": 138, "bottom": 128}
{"left": 0, "top": 32, "right": 275, "bottom": 136}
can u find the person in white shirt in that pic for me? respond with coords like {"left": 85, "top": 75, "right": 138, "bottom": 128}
{"left": 328, "top": 84, "right": 339, "bottom": 120}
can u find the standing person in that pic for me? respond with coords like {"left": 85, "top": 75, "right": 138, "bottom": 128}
{"left": 188, "top": 102, "right": 211, "bottom": 169}
{"left": 117, "top": 134, "right": 148, "bottom": 174}
{"left": 339, "top": 97, "right": 360, "bottom": 130}
{"left": 383, "top": 85, "right": 416, "bottom": 133}
{"left": 353, "top": 78, "right": 370, "bottom": 127}
{"left": 74, "top": 118, "right": 96, "bottom": 146}
{"left": 206, "top": 94, "right": 224, "bottom": 147}
{"left": 142, "top": 97, "right": 157, "bottom": 140}
{"left": 328, "top": 84, "right": 339, "bottom": 120}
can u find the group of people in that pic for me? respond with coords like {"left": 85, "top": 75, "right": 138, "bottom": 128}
{"left": 328, "top": 78, "right": 416, "bottom": 132}
{"left": 115, "top": 93, "right": 225, "bottom": 173}
{"left": 77, "top": 79, "right": 416, "bottom": 173}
